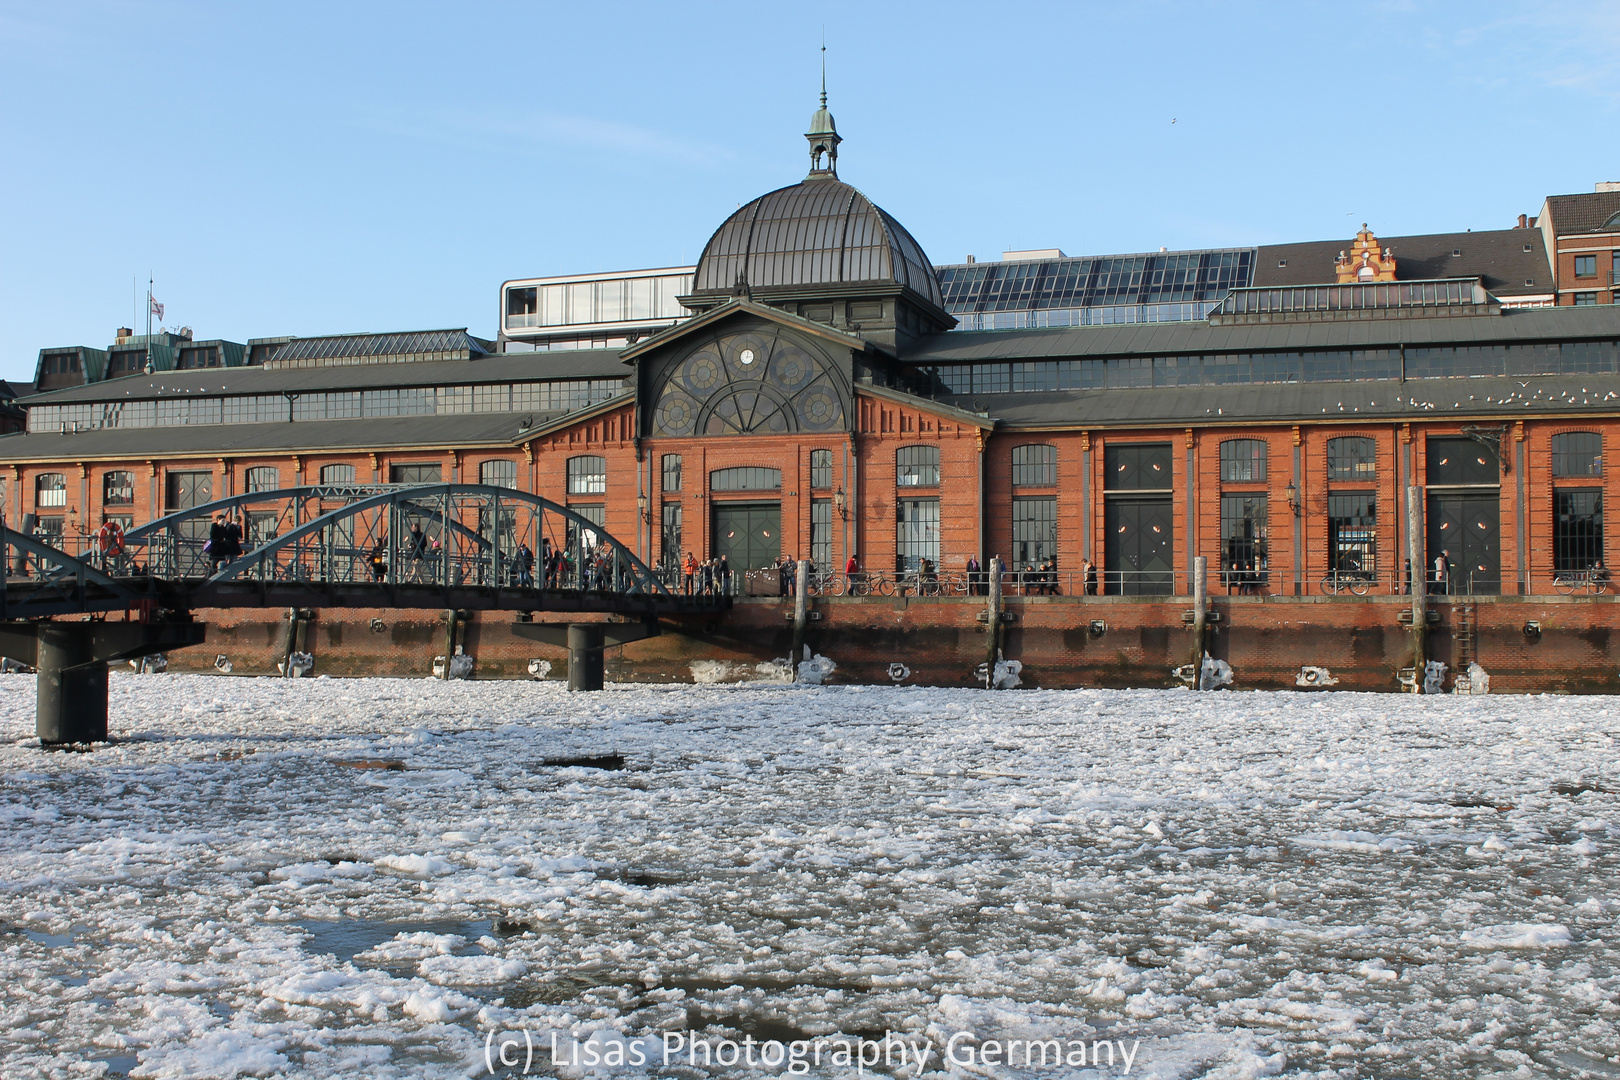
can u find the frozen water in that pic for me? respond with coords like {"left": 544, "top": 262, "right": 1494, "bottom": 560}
{"left": 1, "top": 675, "right": 1618, "bottom": 1077}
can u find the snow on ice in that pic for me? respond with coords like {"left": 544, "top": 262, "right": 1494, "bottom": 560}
{"left": 0, "top": 674, "right": 1617, "bottom": 1077}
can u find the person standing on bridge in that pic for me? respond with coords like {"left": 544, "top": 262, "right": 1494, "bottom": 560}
{"left": 407, "top": 523, "right": 428, "bottom": 582}
{"left": 515, "top": 540, "right": 534, "bottom": 587}
{"left": 683, "top": 551, "right": 697, "bottom": 596}
{"left": 207, "top": 515, "right": 229, "bottom": 571}
{"left": 718, "top": 554, "right": 731, "bottom": 595}
{"left": 223, "top": 514, "right": 243, "bottom": 564}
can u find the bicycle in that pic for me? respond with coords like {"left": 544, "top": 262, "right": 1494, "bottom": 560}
{"left": 1553, "top": 570, "right": 1611, "bottom": 595}
{"left": 1320, "top": 571, "right": 1373, "bottom": 596}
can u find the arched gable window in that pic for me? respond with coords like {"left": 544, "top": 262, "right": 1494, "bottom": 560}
{"left": 244, "top": 467, "right": 278, "bottom": 493}
{"left": 320, "top": 464, "right": 355, "bottom": 484}
{"left": 1327, "top": 437, "right": 1376, "bottom": 481}
{"left": 480, "top": 459, "right": 517, "bottom": 488}
{"left": 1219, "top": 439, "right": 1266, "bottom": 483}
{"left": 1552, "top": 432, "right": 1602, "bottom": 477}
{"left": 566, "top": 456, "right": 606, "bottom": 495}
{"left": 896, "top": 445, "right": 940, "bottom": 488}
{"left": 1011, "top": 444, "right": 1057, "bottom": 487}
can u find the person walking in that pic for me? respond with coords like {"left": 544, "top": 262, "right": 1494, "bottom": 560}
{"left": 1082, "top": 557, "right": 1098, "bottom": 596}
{"left": 1434, "top": 549, "right": 1451, "bottom": 595}
{"left": 207, "top": 515, "right": 228, "bottom": 571}
{"left": 965, "top": 554, "right": 981, "bottom": 596}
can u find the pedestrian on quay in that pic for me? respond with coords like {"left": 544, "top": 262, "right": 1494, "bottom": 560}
{"left": 718, "top": 554, "right": 732, "bottom": 594}
{"left": 1082, "top": 557, "right": 1098, "bottom": 596}
{"left": 683, "top": 551, "right": 697, "bottom": 596}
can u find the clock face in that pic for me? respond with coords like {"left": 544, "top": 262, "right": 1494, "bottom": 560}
{"left": 739, "top": 348, "right": 756, "bottom": 366}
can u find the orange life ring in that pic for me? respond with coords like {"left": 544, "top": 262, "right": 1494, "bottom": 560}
{"left": 97, "top": 520, "right": 125, "bottom": 556}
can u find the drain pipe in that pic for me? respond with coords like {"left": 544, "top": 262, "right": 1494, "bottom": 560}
{"left": 985, "top": 556, "right": 1003, "bottom": 685}
{"left": 1406, "top": 485, "right": 1426, "bottom": 690}
{"left": 1189, "top": 555, "right": 1207, "bottom": 681}
{"left": 790, "top": 558, "right": 810, "bottom": 677}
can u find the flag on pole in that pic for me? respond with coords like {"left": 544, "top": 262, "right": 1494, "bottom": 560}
{"left": 148, "top": 293, "right": 164, "bottom": 320}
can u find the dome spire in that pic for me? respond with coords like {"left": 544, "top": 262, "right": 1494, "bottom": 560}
{"left": 806, "top": 42, "right": 841, "bottom": 179}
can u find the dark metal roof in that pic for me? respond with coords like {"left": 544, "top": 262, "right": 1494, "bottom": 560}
{"left": 267, "top": 329, "right": 494, "bottom": 365}
{"left": 936, "top": 249, "right": 1255, "bottom": 313}
{"left": 907, "top": 305, "right": 1620, "bottom": 364}
{"left": 20, "top": 350, "right": 628, "bottom": 406}
{"left": 1255, "top": 229, "right": 1550, "bottom": 296}
{"left": 1544, "top": 191, "right": 1620, "bottom": 234}
{"left": 963, "top": 372, "right": 1620, "bottom": 430}
{"left": 692, "top": 178, "right": 944, "bottom": 308}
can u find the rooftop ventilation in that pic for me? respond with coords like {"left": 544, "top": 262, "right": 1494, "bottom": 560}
{"left": 1524, "top": 244, "right": 1533, "bottom": 252}
{"left": 1452, "top": 249, "right": 1462, "bottom": 257}
{"left": 1277, "top": 259, "right": 1287, "bottom": 267}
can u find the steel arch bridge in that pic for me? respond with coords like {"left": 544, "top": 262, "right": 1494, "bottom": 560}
{"left": 4, "top": 483, "right": 722, "bottom": 618}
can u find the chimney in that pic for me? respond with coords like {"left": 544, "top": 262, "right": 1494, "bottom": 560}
{"left": 1517, "top": 213, "right": 1527, "bottom": 229}
{"left": 115, "top": 327, "right": 133, "bottom": 342}
{"left": 965, "top": 254, "right": 976, "bottom": 264}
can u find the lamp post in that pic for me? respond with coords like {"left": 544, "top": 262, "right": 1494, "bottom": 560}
{"left": 1286, "top": 480, "right": 1300, "bottom": 517}
{"left": 834, "top": 487, "right": 847, "bottom": 519}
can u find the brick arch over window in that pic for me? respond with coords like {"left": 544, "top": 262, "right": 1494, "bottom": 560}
{"left": 1552, "top": 431, "right": 1602, "bottom": 478}
{"left": 1011, "top": 444, "right": 1057, "bottom": 487}
{"left": 896, "top": 445, "right": 940, "bottom": 488}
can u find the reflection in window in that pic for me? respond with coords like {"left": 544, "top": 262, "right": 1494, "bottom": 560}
{"left": 102, "top": 470, "right": 135, "bottom": 506}
{"left": 661, "top": 502, "right": 682, "bottom": 567}
{"left": 896, "top": 445, "right": 940, "bottom": 488}
{"left": 36, "top": 472, "right": 67, "bottom": 508}
{"left": 896, "top": 498, "right": 940, "bottom": 573}
{"left": 480, "top": 459, "right": 518, "bottom": 488}
{"left": 567, "top": 456, "right": 607, "bottom": 495}
{"left": 1220, "top": 495, "right": 1268, "bottom": 588}
{"left": 662, "top": 454, "right": 682, "bottom": 493}
{"left": 1219, "top": 440, "right": 1266, "bottom": 483}
{"left": 1328, "top": 493, "right": 1377, "bottom": 578}
{"left": 1012, "top": 496, "right": 1057, "bottom": 566}
{"left": 709, "top": 467, "right": 781, "bottom": 492}
{"left": 1327, "top": 437, "right": 1377, "bottom": 481}
{"left": 810, "top": 449, "right": 832, "bottom": 490}
{"left": 1011, "top": 444, "right": 1057, "bottom": 487}
{"left": 1555, "top": 489, "right": 1603, "bottom": 572}
{"left": 1552, "top": 432, "right": 1602, "bottom": 477}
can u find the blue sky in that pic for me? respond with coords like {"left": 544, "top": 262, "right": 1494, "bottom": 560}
{"left": 1, "top": 1, "right": 1616, "bottom": 382}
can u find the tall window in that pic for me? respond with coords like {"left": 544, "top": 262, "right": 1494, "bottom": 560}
{"left": 810, "top": 449, "right": 832, "bottom": 490}
{"left": 1327, "top": 493, "right": 1377, "bottom": 577}
{"left": 896, "top": 497, "right": 940, "bottom": 572}
{"left": 566, "top": 503, "right": 605, "bottom": 552}
{"left": 480, "top": 459, "right": 517, "bottom": 488}
{"left": 1220, "top": 494, "right": 1268, "bottom": 586}
{"left": 102, "top": 470, "right": 134, "bottom": 506}
{"left": 661, "top": 502, "right": 682, "bottom": 567}
{"left": 35, "top": 472, "right": 66, "bottom": 508}
{"left": 321, "top": 464, "right": 356, "bottom": 484}
{"left": 244, "top": 467, "right": 279, "bottom": 493}
{"left": 1219, "top": 439, "right": 1266, "bottom": 482}
{"left": 1012, "top": 496, "right": 1057, "bottom": 566}
{"left": 662, "top": 454, "right": 682, "bottom": 493}
{"left": 1555, "top": 490, "right": 1603, "bottom": 572}
{"left": 567, "top": 455, "right": 606, "bottom": 495}
{"left": 810, "top": 498, "right": 832, "bottom": 569}
{"left": 1575, "top": 255, "right": 1598, "bottom": 277}
{"left": 1327, "top": 437, "right": 1376, "bottom": 481}
{"left": 1552, "top": 432, "right": 1602, "bottom": 477}
{"left": 389, "top": 463, "right": 440, "bottom": 484}
{"left": 1011, "top": 444, "right": 1057, "bottom": 487}
{"left": 896, "top": 445, "right": 940, "bottom": 488}
{"left": 709, "top": 467, "right": 780, "bottom": 491}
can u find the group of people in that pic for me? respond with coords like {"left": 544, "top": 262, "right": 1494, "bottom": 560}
{"left": 205, "top": 514, "right": 245, "bottom": 570}
{"left": 675, "top": 551, "right": 733, "bottom": 596}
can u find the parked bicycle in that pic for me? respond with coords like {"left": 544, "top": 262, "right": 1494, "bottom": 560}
{"left": 1319, "top": 570, "right": 1374, "bottom": 596}
{"left": 1553, "top": 568, "right": 1612, "bottom": 595}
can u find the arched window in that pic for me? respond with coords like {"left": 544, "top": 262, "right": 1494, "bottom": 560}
{"left": 102, "top": 470, "right": 135, "bottom": 506}
{"left": 35, "top": 472, "right": 66, "bottom": 508}
{"left": 567, "top": 455, "right": 606, "bottom": 495}
{"left": 480, "top": 459, "right": 517, "bottom": 488}
{"left": 896, "top": 445, "right": 940, "bottom": 488}
{"left": 810, "top": 449, "right": 833, "bottom": 489}
{"left": 244, "top": 467, "right": 278, "bottom": 493}
{"left": 1011, "top": 444, "right": 1057, "bottom": 487}
{"left": 1552, "top": 432, "right": 1602, "bottom": 477}
{"left": 1219, "top": 439, "right": 1266, "bottom": 483}
{"left": 1327, "top": 437, "right": 1376, "bottom": 481}
{"left": 320, "top": 464, "right": 355, "bottom": 484}
{"left": 709, "top": 467, "right": 781, "bottom": 492}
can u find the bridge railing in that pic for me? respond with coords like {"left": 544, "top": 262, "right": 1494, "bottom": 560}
{"left": 115, "top": 484, "right": 674, "bottom": 599}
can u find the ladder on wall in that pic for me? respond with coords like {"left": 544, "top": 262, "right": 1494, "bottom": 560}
{"left": 1453, "top": 601, "right": 1477, "bottom": 693}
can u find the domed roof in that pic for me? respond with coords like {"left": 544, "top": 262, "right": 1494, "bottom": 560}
{"left": 692, "top": 178, "right": 946, "bottom": 311}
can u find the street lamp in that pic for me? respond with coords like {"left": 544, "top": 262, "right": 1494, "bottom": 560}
{"left": 1285, "top": 481, "right": 1300, "bottom": 517}
{"left": 636, "top": 492, "right": 649, "bottom": 520}
{"left": 834, "top": 487, "right": 847, "bottom": 519}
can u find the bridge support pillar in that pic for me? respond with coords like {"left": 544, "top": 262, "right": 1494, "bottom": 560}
{"left": 0, "top": 619, "right": 207, "bottom": 744}
{"left": 512, "top": 620, "right": 660, "bottom": 692}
